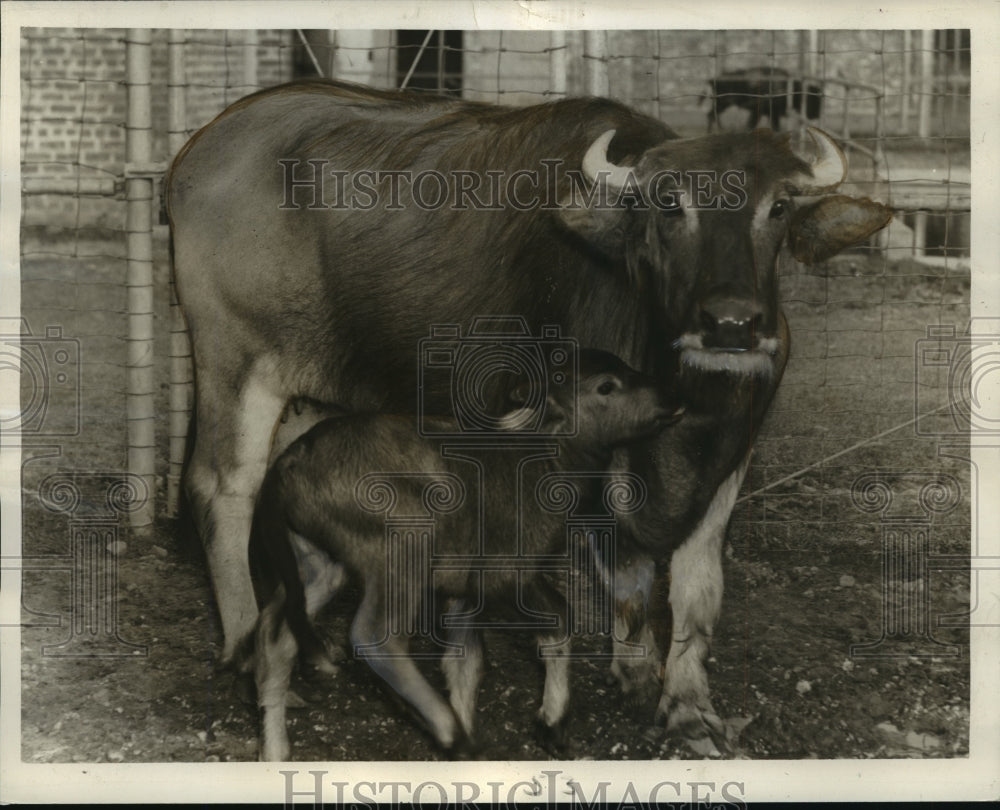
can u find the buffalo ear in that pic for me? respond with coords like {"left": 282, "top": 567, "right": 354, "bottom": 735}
{"left": 788, "top": 195, "right": 893, "bottom": 264}
{"left": 555, "top": 193, "right": 631, "bottom": 256}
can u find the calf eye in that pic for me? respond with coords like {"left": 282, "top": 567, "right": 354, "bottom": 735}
{"left": 769, "top": 199, "right": 789, "bottom": 218}
{"left": 597, "top": 380, "right": 617, "bottom": 396}
{"left": 660, "top": 195, "right": 684, "bottom": 216}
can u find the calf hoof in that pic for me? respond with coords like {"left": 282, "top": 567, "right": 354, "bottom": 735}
{"left": 616, "top": 680, "right": 661, "bottom": 719}
{"left": 534, "top": 716, "right": 570, "bottom": 758}
{"left": 448, "top": 732, "right": 481, "bottom": 761}
{"left": 285, "top": 689, "right": 308, "bottom": 709}
{"left": 610, "top": 659, "right": 662, "bottom": 711}
{"left": 303, "top": 650, "right": 340, "bottom": 677}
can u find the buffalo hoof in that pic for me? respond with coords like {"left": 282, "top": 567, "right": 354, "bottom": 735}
{"left": 259, "top": 737, "right": 290, "bottom": 763}
{"left": 657, "top": 698, "right": 754, "bottom": 758}
{"left": 657, "top": 698, "right": 730, "bottom": 758}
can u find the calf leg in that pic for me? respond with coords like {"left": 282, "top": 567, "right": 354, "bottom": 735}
{"left": 255, "top": 586, "right": 298, "bottom": 761}
{"left": 536, "top": 634, "right": 571, "bottom": 754}
{"left": 531, "top": 580, "right": 574, "bottom": 754}
{"left": 352, "top": 584, "right": 460, "bottom": 751}
{"left": 440, "top": 601, "right": 484, "bottom": 740}
{"left": 187, "top": 360, "right": 287, "bottom": 667}
{"left": 655, "top": 459, "right": 748, "bottom": 755}
{"left": 289, "top": 532, "right": 346, "bottom": 672}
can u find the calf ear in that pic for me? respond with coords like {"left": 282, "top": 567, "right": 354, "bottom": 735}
{"left": 508, "top": 381, "right": 530, "bottom": 405}
{"left": 788, "top": 195, "right": 893, "bottom": 264}
{"left": 542, "top": 395, "right": 569, "bottom": 429}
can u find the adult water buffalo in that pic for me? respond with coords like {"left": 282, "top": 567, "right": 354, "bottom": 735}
{"left": 706, "top": 66, "right": 823, "bottom": 132}
{"left": 166, "top": 78, "right": 890, "bottom": 755}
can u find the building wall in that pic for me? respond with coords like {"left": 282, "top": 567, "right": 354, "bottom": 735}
{"left": 20, "top": 27, "right": 962, "bottom": 231}
{"left": 20, "top": 28, "right": 293, "bottom": 233}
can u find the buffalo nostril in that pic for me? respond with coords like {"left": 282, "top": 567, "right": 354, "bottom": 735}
{"left": 698, "top": 295, "right": 763, "bottom": 351}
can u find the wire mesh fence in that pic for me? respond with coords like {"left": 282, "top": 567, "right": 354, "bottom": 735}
{"left": 17, "top": 27, "right": 971, "bottom": 552}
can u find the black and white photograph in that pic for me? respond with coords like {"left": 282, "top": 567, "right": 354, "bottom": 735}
{"left": 1, "top": 0, "right": 997, "bottom": 804}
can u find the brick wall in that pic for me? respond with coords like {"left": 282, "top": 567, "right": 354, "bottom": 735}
{"left": 20, "top": 28, "right": 293, "bottom": 234}
{"left": 21, "top": 29, "right": 128, "bottom": 232}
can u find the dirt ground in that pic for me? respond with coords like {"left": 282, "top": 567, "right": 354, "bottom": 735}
{"left": 16, "top": 237, "right": 972, "bottom": 763}
{"left": 19, "top": 530, "right": 971, "bottom": 762}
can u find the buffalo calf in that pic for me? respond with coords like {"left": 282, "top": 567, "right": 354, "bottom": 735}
{"left": 250, "top": 349, "right": 680, "bottom": 761}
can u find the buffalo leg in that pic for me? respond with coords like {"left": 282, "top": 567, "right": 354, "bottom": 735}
{"left": 609, "top": 554, "right": 662, "bottom": 705}
{"left": 351, "top": 584, "right": 461, "bottom": 751}
{"left": 655, "top": 459, "right": 748, "bottom": 754}
{"left": 186, "top": 360, "right": 287, "bottom": 667}
{"left": 706, "top": 102, "right": 720, "bottom": 133}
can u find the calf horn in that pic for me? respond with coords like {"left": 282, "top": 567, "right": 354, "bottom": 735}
{"left": 795, "top": 127, "right": 848, "bottom": 193}
{"left": 582, "top": 129, "right": 635, "bottom": 191}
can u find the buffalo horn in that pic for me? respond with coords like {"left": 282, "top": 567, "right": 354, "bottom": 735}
{"left": 582, "top": 129, "right": 635, "bottom": 191}
{"left": 796, "top": 127, "right": 848, "bottom": 193}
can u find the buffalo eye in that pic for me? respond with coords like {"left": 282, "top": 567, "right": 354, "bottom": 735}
{"left": 597, "top": 379, "right": 618, "bottom": 396}
{"left": 769, "top": 199, "right": 790, "bottom": 219}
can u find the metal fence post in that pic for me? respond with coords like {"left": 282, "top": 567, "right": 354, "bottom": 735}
{"left": 125, "top": 29, "right": 155, "bottom": 532}
{"left": 244, "top": 29, "right": 259, "bottom": 92}
{"left": 166, "top": 30, "right": 192, "bottom": 520}
{"left": 901, "top": 30, "right": 912, "bottom": 130}
{"left": 918, "top": 28, "right": 934, "bottom": 139}
{"left": 549, "top": 30, "right": 567, "bottom": 98}
{"left": 584, "top": 30, "right": 608, "bottom": 97}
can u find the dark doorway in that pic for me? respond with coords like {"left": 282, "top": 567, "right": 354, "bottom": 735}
{"left": 395, "top": 30, "right": 463, "bottom": 94}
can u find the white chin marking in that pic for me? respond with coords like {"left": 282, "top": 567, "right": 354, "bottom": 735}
{"left": 678, "top": 333, "right": 778, "bottom": 376}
